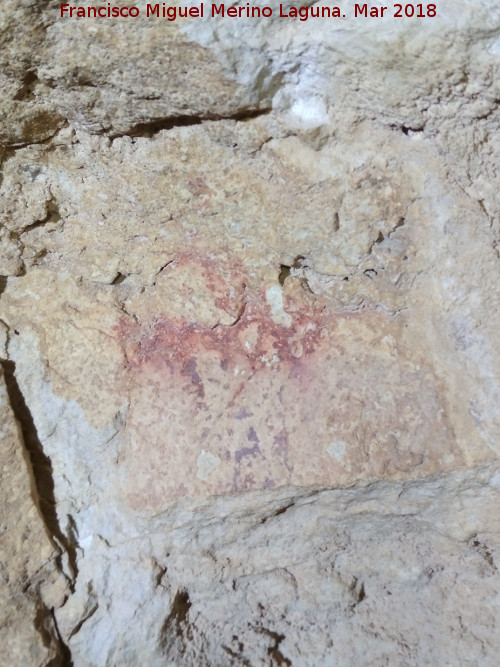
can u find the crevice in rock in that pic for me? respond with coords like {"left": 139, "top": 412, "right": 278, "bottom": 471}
{"left": 366, "top": 218, "right": 405, "bottom": 256}
{"left": 476, "top": 199, "right": 493, "bottom": 226}
{"left": 255, "top": 627, "right": 291, "bottom": 666}
{"left": 278, "top": 265, "right": 291, "bottom": 286}
{"left": 371, "top": 231, "right": 385, "bottom": 250}
{"left": 161, "top": 589, "right": 193, "bottom": 643}
{"left": 210, "top": 302, "right": 247, "bottom": 330}
{"left": 48, "top": 607, "right": 74, "bottom": 667}
{"left": 278, "top": 256, "right": 306, "bottom": 286}
{"left": 114, "top": 300, "right": 139, "bottom": 325}
{"left": 363, "top": 268, "right": 378, "bottom": 279}
{"left": 67, "top": 602, "right": 99, "bottom": 640}
{"left": 20, "top": 195, "right": 61, "bottom": 236}
{"left": 2, "top": 123, "right": 68, "bottom": 150}
{"left": 3, "top": 195, "right": 62, "bottom": 275}
{"left": 0, "top": 359, "right": 78, "bottom": 590}
{"left": 389, "top": 217, "right": 406, "bottom": 236}
{"left": 151, "top": 259, "right": 175, "bottom": 286}
{"left": 34, "top": 604, "right": 73, "bottom": 667}
{"left": 401, "top": 124, "right": 424, "bottom": 135}
{"left": 153, "top": 560, "right": 168, "bottom": 589}
{"left": 13, "top": 70, "right": 40, "bottom": 102}
{"left": 260, "top": 500, "right": 295, "bottom": 524}
{"left": 250, "top": 134, "right": 274, "bottom": 155}
{"left": 349, "top": 577, "right": 367, "bottom": 610}
{"left": 109, "top": 107, "right": 271, "bottom": 140}
{"left": 469, "top": 536, "right": 497, "bottom": 571}
{"left": 111, "top": 272, "right": 127, "bottom": 285}
{"left": 332, "top": 211, "right": 340, "bottom": 231}
{"left": 222, "top": 641, "right": 252, "bottom": 666}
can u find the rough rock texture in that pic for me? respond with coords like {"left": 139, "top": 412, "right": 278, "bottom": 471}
{"left": 1, "top": 0, "right": 499, "bottom": 664}
{"left": 0, "top": 365, "right": 70, "bottom": 665}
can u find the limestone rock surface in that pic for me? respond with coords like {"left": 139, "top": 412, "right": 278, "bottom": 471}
{"left": 1, "top": 0, "right": 499, "bottom": 664}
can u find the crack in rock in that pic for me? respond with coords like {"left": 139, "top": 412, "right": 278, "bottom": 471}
{"left": 0, "top": 359, "right": 78, "bottom": 591}
{"left": 108, "top": 107, "right": 271, "bottom": 140}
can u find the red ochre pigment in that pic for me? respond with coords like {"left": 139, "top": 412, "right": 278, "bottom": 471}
{"left": 116, "top": 300, "right": 340, "bottom": 504}
{"left": 112, "top": 254, "right": 447, "bottom": 509}
{"left": 112, "top": 255, "right": 352, "bottom": 505}
{"left": 120, "top": 300, "right": 333, "bottom": 376}
{"left": 117, "top": 251, "right": 340, "bottom": 382}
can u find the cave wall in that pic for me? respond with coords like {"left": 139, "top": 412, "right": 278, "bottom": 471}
{"left": 1, "top": 1, "right": 499, "bottom": 664}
